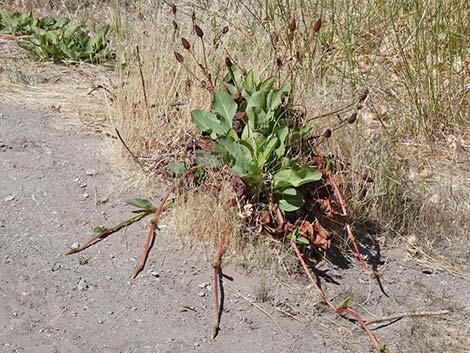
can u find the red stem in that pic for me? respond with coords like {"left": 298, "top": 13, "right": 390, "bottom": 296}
{"left": 325, "top": 171, "right": 368, "bottom": 270}
{"left": 132, "top": 168, "right": 196, "bottom": 279}
{"left": 291, "top": 240, "right": 390, "bottom": 353}
{"left": 211, "top": 225, "right": 231, "bottom": 338}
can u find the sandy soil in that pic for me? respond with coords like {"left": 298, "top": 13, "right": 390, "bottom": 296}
{"left": 0, "top": 103, "right": 469, "bottom": 353}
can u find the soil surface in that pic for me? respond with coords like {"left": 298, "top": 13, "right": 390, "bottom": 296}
{"left": 0, "top": 103, "right": 469, "bottom": 353}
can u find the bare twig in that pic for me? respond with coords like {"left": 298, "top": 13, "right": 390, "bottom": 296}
{"left": 135, "top": 45, "right": 152, "bottom": 121}
{"left": 367, "top": 310, "right": 450, "bottom": 325}
{"left": 115, "top": 128, "right": 145, "bottom": 170}
{"left": 0, "top": 33, "right": 34, "bottom": 40}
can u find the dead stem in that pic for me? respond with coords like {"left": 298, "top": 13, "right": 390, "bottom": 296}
{"left": 135, "top": 45, "right": 152, "bottom": 121}
{"left": 366, "top": 310, "right": 450, "bottom": 325}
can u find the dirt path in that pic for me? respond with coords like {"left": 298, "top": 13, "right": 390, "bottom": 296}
{"left": 0, "top": 103, "right": 469, "bottom": 353}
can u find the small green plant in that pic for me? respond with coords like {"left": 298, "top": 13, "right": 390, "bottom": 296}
{"left": 0, "top": 10, "right": 113, "bottom": 64}
{"left": 191, "top": 64, "right": 320, "bottom": 212}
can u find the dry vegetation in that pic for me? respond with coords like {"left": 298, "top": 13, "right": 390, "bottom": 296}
{"left": 2, "top": 0, "right": 468, "bottom": 269}
{"left": 2, "top": 0, "right": 469, "bottom": 351}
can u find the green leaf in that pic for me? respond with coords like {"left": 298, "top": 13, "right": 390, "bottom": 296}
{"left": 277, "top": 188, "right": 304, "bottom": 212}
{"left": 124, "top": 198, "right": 154, "bottom": 211}
{"left": 258, "top": 76, "right": 276, "bottom": 92}
{"left": 214, "top": 136, "right": 257, "bottom": 177}
{"left": 267, "top": 84, "right": 290, "bottom": 111}
{"left": 93, "top": 226, "right": 106, "bottom": 233}
{"left": 338, "top": 296, "right": 351, "bottom": 309}
{"left": 195, "top": 150, "right": 222, "bottom": 167}
{"left": 273, "top": 167, "right": 322, "bottom": 189}
{"left": 296, "top": 236, "right": 310, "bottom": 245}
{"left": 211, "top": 91, "right": 237, "bottom": 130}
{"left": 167, "top": 161, "right": 185, "bottom": 176}
{"left": 191, "top": 109, "right": 228, "bottom": 138}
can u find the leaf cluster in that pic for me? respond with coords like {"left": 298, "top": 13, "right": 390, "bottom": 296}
{"left": 191, "top": 67, "right": 321, "bottom": 211}
{"left": 0, "top": 10, "right": 113, "bottom": 64}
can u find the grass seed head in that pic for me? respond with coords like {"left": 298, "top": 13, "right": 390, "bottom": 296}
{"left": 347, "top": 112, "right": 357, "bottom": 124}
{"left": 172, "top": 20, "right": 178, "bottom": 30}
{"left": 194, "top": 24, "right": 204, "bottom": 38}
{"left": 290, "top": 17, "right": 296, "bottom": 32}
{"left": 225, "top": 56, "right": 232, "bottom": 67}
{"left": 323, "top": 128, "right": 332, "bottom": 138}
{"left": 313, "top": 18, "right": 322, "bottom": 32}
{"left": 171, "top": 3, "right": 176, "bottom": 16}
{"left": 181, "top": 37, "right": 191, "bottom": 50}
{"left": 358, "top": 89, "right": 369, "bottom": 103}
{"left": 174, "top": 51, "right": 184, "bottom": 63}
{"left": 222, "top": 26, "right": 229, "bottom": 34}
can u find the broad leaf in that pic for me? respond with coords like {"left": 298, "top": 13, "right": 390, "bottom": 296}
{"left": 195, "top": 150, "right": 222, "bottom": 167}
{"left": 191, "top": 109, "right": 228, "bottom": 138}
{"left": 273, "top": 167, "right": 322, "bottom": 189}
{"left": 211, "top": 91, "right": 237, "bottom": 130}
{"left": 277, "top": 188, "right": 304, "bottom": 212}
{"left": 124, "top": 198, "right": 154, "bottom": 211}
{"left": 167, "top": 161, "right": 185, "bottom": 176}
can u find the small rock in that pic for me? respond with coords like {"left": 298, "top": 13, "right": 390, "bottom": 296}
{"left": 197, "top": 291, "right": 206, "bottom": 297}
{"left": 197, "top": 282, "right": 209, "bottom": 289}
{"left": 79, "top": 183, "right": 87, "bottom": 188}
{"left": 86, "top": 169, "right": 97, "bottom": 176}
{"left": 98, "top": 320, "right": 104, "bottom": 324}
{"left": 51, "top": 263, "right": 61, "bottom": 272}
{"left": 4, "top": 195, "right": 15, "bottom": 202}
{"left": 422, "top": 268, "right": 434, "bottom": 275}
{"left": 151, "top": 271, "right": 159, "bottom": 278}
{"left": 70, "top": 242, "right": 80, "bottom": 250}
{"left": 81, "top": 192, "right": 89, "bottom": 199}
{"left": 193, "top": 342, "right": 200, "bottom": 348}
{"left": 105, "top": 275, "right": 112, "bottom": 280}
{"left": 77, "top": 279, "right": 89, "bottom": 292}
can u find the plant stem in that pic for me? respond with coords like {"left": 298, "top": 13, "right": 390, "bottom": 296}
{"left": 65, "top": 210, "right": 151, "bottom": 255}
{"left": 131, "top": 166, "right": 203, "bottom": 279}
{"left": 291, "top": 240, "right": 390, "bottom": 353}
{"left": 135, "top": 45, "right": 152, "bottom": 121}
{"left": 211, "top": 225, "right": 231, "bottom": 339}
{"left": 325, "top": 171, "right": 368, "bottom": 270}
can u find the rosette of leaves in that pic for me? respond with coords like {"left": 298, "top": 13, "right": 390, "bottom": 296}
{"left": 18, "top": 23, "right": 113, "bottom": 64}
{"left": 191, "top": 67, "right": 321, "bottom": 212}
{"left": 0, "top": 10, "right": 69, "bottom": 35}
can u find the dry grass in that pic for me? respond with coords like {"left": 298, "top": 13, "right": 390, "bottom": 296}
{"left": 1, "top": 0, "right": 468, "bottom": 271}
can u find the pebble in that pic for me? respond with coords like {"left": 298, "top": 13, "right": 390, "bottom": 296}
{"left": 197, "top": 282, "right": 209, "bottom": 289}
{"left": 81, "top": 192, "right": 89, "bottom": 199}
{"left": 70, "top": 242, "right": 80, "bottom": 250}
{"left": 4, "top": 195, "right": 15, "bottom": 202}
{"left": 77, "top": 279, "right": 89, "bottom": 291}
{"left": 197, "top": 291, "right": 206, "bottom": 297}
{"left": 86, "top": 169, "right": 97, "bottom": 176}
{"left": 151, "top": 271, "right": 160, "bottom": 278}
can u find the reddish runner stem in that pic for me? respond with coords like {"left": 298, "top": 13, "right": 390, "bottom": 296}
{"left": 291, "top": 240, "right": 390, "bottom": 352}
{"left": 131, "top": 167, "right": 200, "bottom": 279}
{"left": 325, "top": 171, "right": 368, "bottom": 270}
{"left": 211, "top": 225, "right": 231, "bottom": 339}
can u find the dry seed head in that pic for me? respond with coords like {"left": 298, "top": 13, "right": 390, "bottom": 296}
{"left": 174, "top": 51, "right": 184, "bottom": 63}
{"left": 171, "top": 3, "right": 176, "bottom": 16}
{"left": 225, "top": 56, "right": 232, "bottom": 68}
{"left": 181, "top": 37, "right": 191, "bottom": 50}
{"left": 276, "top": 57, "right": 283, "bottom": 68}
{"left": 194, "top": 25, "right": 204, "bottom": 38}
{"left": 347, "top": 112, "right": 357, "bottom": 124}
{"left": 358, "top": 89, "right": 369, "bottom": 103}
{"left": 172, "top": 20, "right": 178, "bottom": 31}
{"left": 192, "top": 10, "right": 196, "bottom": 23}
{"left": 322, "top": 43, "right": 330, "bottom": 53}
{"left": 313, "top": 18, "right": 322, "bottom": 32}
{"left": 322, "top": 128, "right": 332, "bottom": 138}
{"left": 222, "top": 26, "right": 229, "bottom": 34}
{"left": 290, "top": 17, "right": 296, "bottom": 32}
